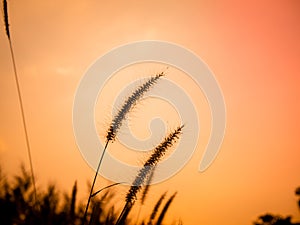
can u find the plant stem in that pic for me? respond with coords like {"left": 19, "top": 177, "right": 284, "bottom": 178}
{"left": 81, "top": 140, "right": 109, "bottom": 225}
{"left": 7, "top": 32, "right": 38, "bottom": 210}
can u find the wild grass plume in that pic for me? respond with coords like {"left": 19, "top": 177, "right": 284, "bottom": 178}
{"left": 3, "top": 0, "right": 10, "bottom": 39}
{"left": 126, "top": 125, "right": 183, "bottom": 204}
{"left": 116, "top": 125, "right": 184, "bottom": 225}
{"left": 106, "top": 72, "right": 164, "bottom": 142}
{"left": 82, "top": 73, "right": 165, "bottom": 225}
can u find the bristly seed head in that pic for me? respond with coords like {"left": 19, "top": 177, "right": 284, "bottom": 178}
{"left": 125, "top": 125, "right": 184, "bottom": 204}
{"left": 106, "top": 72, "right": 164, "bottom": 142}
{"left": 3, "top": 0, "right": 10, "bottom": 39}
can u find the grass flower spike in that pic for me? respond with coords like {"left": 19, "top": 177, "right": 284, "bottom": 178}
{"left": 106, "top": 72, "right": 164, "bottom": 142}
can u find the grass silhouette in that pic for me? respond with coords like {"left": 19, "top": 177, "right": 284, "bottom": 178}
{"left": 2, "top": 2, "right": 181, "bottom": 224}
{"left": 2, "top": 0, "right": 37, "bottom": 209}
{"left": 116, "top": 125, "right": 183, "bottom": 225}
{"left": 0, "top": 165, "right": 182, "bottom": 225}
{"left": 82, "top": 73, "right": 165, "bottom": 225}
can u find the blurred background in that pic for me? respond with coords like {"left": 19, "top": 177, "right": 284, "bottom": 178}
{"left": 0, "top": 1, "right": 299, "bottom": 224}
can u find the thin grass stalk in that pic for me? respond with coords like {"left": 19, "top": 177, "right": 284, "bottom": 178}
{"left": 82, "top": 74, "right": 164, "bottom": 225}
{"left": 82, "top": 140, "right": 108, "bottom": 225}
{"left": 116, "top": 125, "right": 183, "bottom": 225}
{"left": 3, "top": 0, "right": 37, "bottom": 209}
{"left": 147, "top": 192, "right": 167, "bottom": 225}
{"left": 156, "top": 192, "right": 177, "bottom": 225}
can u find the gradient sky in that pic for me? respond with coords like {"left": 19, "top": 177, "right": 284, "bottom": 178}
{"left": 0, "top": 1, "right": 299, "bottom": 225}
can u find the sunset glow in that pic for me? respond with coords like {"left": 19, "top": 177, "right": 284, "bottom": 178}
{"left": 0, "top": 1, "right": 299, "bottom": 224}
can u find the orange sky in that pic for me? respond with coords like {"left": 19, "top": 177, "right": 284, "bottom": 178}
{"left": 0, "top": 1, "right": 300, "bottom": 225}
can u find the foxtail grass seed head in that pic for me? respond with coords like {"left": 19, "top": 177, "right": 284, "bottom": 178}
{"left": 106, "top": 72, "right": 164, "bottom": 142}
{"left": 126, "top": 125, "right": 183, "bottom": 204}
{"left": 3, "top": 0, "right": 10, "bottom": 39}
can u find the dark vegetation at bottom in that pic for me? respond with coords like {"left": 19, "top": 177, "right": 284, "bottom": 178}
{"left": 0, "top": 165, "right": 179, "bottom": 225}
{"left": 254, "top": 187, "right": 300, "bottom": 225}
{"left": 0, "top": 165, "right": 299, "bottom": 225}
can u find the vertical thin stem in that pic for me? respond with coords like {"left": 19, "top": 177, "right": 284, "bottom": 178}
{"left": 8, "top": 35, "right": 38, "bottom": 209}
{"left": 3, "top": 0, "right": 37, "bottom": 209}
{"left": 82, "top": 140, "right": 109, "bottom": 225}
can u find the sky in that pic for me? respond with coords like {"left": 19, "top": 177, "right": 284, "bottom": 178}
{"left": 0, "top": 0, "right": 300, "bottom": 224}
